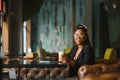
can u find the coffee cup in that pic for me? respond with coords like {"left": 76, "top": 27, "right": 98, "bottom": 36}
{"left": 58, "top": 51, "right": 64, "bottom": 62}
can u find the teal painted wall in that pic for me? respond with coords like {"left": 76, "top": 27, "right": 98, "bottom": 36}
{"left": 31, "top": 0, "right": 73, "bottom": 52}
{"left": 30, "top": 0, "right": 86, "bottom": 53}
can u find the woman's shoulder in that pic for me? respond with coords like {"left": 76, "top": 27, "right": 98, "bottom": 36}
{"left": 83, "top": 44, "right": 93, "bottom": 51}
{"left": 84, "top": 44, "right": 92, "bottom": 48}
{"left": 72, "top": 44, "right": 78, "bottom": 49}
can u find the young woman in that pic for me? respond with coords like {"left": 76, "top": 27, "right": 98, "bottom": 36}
{"left": 64, "top": 24, "right": 95, "bottom": 77}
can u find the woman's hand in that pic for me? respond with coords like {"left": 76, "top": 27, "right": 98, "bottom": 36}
{"left": 62, "top": 55, "right": 75, "bottom": 67}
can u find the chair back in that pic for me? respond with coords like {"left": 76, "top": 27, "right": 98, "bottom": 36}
{"left": 104, "top": 48, "right": 117, "bottom": 60}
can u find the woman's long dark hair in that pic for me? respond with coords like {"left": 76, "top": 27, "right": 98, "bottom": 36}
{"left": 76, "top": 24, "right": 91, "bottom": 46}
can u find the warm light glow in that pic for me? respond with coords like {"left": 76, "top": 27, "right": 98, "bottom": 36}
{"left": 112, "top": 3, "right": 116, "bottom": 9}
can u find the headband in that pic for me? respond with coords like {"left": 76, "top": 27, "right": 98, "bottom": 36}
{"left": 76, "top": 24, "right": 88, "bottom": 32}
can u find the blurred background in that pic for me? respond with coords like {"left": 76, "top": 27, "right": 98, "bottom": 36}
{"left": 0, "top": 0, "right": 120, "bottom": 59}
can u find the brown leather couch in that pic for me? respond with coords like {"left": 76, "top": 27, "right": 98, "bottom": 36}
{"left": 78, "top": 59, "right": 120, "bottom": 80}
{"left": 19, "top": 59, "right": 120, "bottom": 80}
{"left": 19, "top": 63, "right": 70, "bottom": 79}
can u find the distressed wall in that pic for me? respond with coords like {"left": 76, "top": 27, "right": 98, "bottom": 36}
{"left": 30, "top": 0, "right": 90, "bottom": 53}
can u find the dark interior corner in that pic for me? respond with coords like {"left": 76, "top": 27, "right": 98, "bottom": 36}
{"left": 23, "top": 0, "right": 44, "bottom": 21}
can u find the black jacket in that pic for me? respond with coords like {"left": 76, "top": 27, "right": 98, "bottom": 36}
{"left": 67, "top": 44, "right": 95, "bottom": 77}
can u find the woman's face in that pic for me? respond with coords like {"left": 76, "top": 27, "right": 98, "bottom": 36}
{"left": 74, "top": 29, "right": 87, "bottom": 45}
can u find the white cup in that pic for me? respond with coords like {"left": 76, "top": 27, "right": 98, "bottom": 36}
{"left": 58, "top": 51, "right": 64, "bottom": 62}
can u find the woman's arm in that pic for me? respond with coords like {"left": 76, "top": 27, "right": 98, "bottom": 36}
{"left": 80, "top": 45, "right": 95, "bottom": 65}
{"left": 62, "top": 54, "right": 75, "bottom": 67}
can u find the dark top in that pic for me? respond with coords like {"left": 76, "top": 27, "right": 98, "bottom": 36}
{"left": 67, "top": 44, "right": 95, "bottom": 77}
